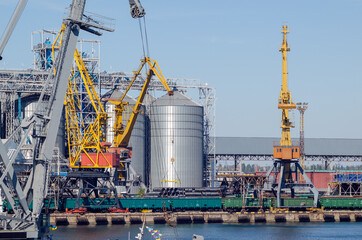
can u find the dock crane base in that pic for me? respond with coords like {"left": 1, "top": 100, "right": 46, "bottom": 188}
{"left": 60, "top": 171, "right": 120, "bottom": 209}
{"left": 266, "top": 159, "right": 319, "bottom": 208}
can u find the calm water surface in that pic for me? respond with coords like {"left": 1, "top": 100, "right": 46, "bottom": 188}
{"left": 51, "top": 222, "right": 362, "bottom": 240}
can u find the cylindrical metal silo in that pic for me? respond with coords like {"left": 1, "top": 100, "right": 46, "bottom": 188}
{"left": 150, "top": 91, "right": 204, "bottom": 188}
{"left": 143, "top": 93, "right": 156, "bottom": 187}
{"left": 105, "top": 90, "right": 146, "bottom": 182}
{"left": 23, "top": 101, "right": 66, "bottom": 158}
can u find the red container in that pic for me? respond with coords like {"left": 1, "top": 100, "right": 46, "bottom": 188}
{"left": 257, "top": 170, "right": 334, "bottom": 191}
{"left": 306, "top": 172, "right": 333, "bottom": 190}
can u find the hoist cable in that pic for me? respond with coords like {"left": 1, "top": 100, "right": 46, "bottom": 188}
{"left": 143, "top": 17, "right": 150, "bottom": 58}
{"left": 138, "top": 18, "right": 146, "bottom": 58}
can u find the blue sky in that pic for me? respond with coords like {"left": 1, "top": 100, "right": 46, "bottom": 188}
{"left": 1, "top": 0, "right": 362, "bottom": 139}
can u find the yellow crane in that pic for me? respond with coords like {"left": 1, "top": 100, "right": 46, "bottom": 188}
{"left": 50, "top": 24, "right": 111, "bottom": 168}
{"left": 64, "top": 53, "right": 172, "bottom": 173}
{"left": 108, "top": 57, "right": 172, "bottom": 149}
{"left": 268, "top": 26, "right": 318, "bottom": 208}
{"left": 65, "top": 48, "right": 110, "bottom": 168}
{"left": 54, "top": 4, "right": 172, "bottom": 173}
{"left": 278, "top": 25, "right": 296, "bottom": 146}
{"left": 105, "top": 57, "right": 173, "bottom": 179}
{"left": 273, "top": 25, "right": 300, "bottom": 164}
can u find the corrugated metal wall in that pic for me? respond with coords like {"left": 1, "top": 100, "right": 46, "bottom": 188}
{"left": 105, "top": 91, "right": 146, "bottom": 182}
{"left": 23, "top": 102, "right": 66, "bottom": 158}
{"left": 150, "top": 92, "right": 204, "bottom": 188}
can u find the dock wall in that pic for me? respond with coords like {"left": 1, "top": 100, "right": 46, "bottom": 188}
{"left": 50, "top": 211, "right": 362, "bottom": 225}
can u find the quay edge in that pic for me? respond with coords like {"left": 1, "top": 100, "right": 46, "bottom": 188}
{"left": 50, "top": 211, "right": 362, "bottom": 225}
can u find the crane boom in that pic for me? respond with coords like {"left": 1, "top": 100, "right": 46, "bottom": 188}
{"left": 108, "top": 57, "right": 173, "bottom": 148}
{"left": 0, "top": 0, "right": 28, "bottom": 60}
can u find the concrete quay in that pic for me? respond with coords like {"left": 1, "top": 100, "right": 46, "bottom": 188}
{"left": 50, "top": 210, "right": 362, "bottom": 226}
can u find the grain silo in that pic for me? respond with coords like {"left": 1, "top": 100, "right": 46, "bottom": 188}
{"left": 23, "top": 101, "right": 66, "bottom": 158}
{"left": 104, "top": 90, "right": 146, "bottom": 182}
{"left": 150, "top": 91, "right": 204, "bottom": 188}
{"left": 143, "top": 93, "right": 156, "bottom": 187}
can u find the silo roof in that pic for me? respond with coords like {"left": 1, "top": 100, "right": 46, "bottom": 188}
{"left": 153, "top": 91, "right": 201, "bottom": 107}
{"left": 103, "top": 89, "right": 137, "bottom": 105}
{"left": 143, "top": 93, "right": 156, "bottom": 106}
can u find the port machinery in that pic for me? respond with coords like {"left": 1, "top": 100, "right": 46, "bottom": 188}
{"left": 49, "top": 0, "right": 174, "bottom": 208}
{"left": 0, "top": 1, "right": 93, "bottom": 238}
{"left": 63, "top": 53, "right": 174, "bottom": 209}
{"left": 266, "top": 26, "right": 318, "bottom": 208}
{"left": 0, "top": 0, "right": 149, "bottom": 238}
{"left": 0, "top": 45, "right": 216, "bottom": 189}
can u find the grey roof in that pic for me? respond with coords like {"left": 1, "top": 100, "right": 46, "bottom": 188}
{"left": 103, "top": 89, "right": 137, "bottom": 104}
{"left": 143, "top": 93, "right": 156, "bottom": 106}
{"left": 152, "top": 91, "right": 201, "bottom": 107}
{"left": 213, "top": 137, "right": 362, "bottom": 156}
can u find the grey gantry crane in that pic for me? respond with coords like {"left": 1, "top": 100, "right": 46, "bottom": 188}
{"left": 0, "top": 0, "right": 118, "bottom": 238}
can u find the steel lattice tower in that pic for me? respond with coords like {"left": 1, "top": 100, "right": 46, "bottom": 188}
{"left": 297, "top": 102, "right": 308, "bottom": 181}
{"left": 296, "top": 102, "right": 308, "bottom": 156}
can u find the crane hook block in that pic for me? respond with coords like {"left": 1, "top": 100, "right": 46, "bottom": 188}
{"left": 129, "top": 0, "right": 146, "bottom": 18}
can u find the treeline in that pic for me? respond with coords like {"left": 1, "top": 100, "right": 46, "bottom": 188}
{"left": 215, "top": 164, "right": 271, "bottom": 173}
{"left": 216, "top": 163, "right": 362, "bottom": 173}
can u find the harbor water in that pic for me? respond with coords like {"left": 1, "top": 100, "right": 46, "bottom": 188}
{"left": 51, "top": 222, "right": 362, "bottom": 240}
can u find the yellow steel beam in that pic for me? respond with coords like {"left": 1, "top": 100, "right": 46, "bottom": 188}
{"left": 65, "top": 48, "right": 111, "bottom": 168}
{"left": 278, "top": 25, "right": 295, "bottom": 147}
{"left": 110, "top": 57, "right": 173, "bottom": 148}
{"left": 113, "top": 69, "right": 154, "bottom": 147}
{"left": 146, "top": 58, "right": 173, "bottom": 95}
{"left": 161, "top": 180, "right": 181, "bottom": 183}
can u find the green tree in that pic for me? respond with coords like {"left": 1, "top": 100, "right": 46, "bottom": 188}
{"left": 137, "top": 188, "right": 145, "bottom": 197}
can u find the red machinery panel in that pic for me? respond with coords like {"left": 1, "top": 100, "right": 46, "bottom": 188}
{"left": 80, "top": 152, "right": 120, "bottom": 168}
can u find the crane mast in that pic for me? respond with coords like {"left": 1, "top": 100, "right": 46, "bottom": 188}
{"left": 273, "top": 26, "right": 298, "bottom": 184}
{"left": 278, "top": 26, "right": 295, "bottom": 146}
